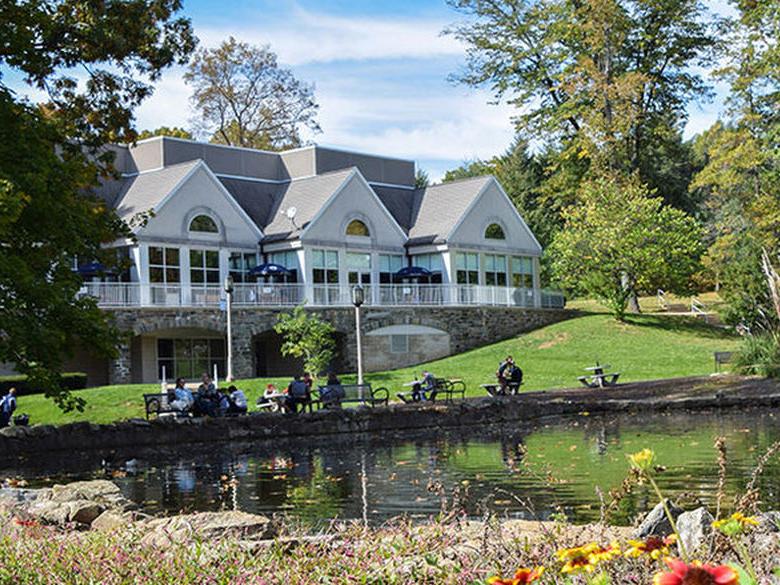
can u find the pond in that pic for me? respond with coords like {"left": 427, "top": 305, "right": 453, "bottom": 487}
{"left": 4, "top": 407, "right": 780, "bottom": 526}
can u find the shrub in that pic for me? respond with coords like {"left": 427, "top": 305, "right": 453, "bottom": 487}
{"left": 733, "top": 333, "right": 780, "bottom": 377}
{"left": 0, "top": 373, "right": 87, "bottom": 397}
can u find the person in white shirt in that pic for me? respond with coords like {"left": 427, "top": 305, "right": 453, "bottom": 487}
{"left": 227, "top": 385, "right": 248, "bottom": 414}
{"left": 170, "top": 378, "right": 194, "bottom": 412}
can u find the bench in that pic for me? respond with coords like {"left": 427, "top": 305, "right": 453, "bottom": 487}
{"left": 317, "top": 383, "right": 389, "bottom": 409}
{"left": 481, "top": 381, "right": 523, "bottom": 396}
{"left": 397, "top": 378, "right": 466, "bottom": 403}
{"left": 143, "top": 392, "right": 186, "bottom": 420}
{"left": 714, "top": 351, "right": 733, "bottom": 372}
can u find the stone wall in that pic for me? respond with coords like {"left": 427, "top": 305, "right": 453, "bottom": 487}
{"left": 106, "top": 306, "right": 574, "bottom": 384}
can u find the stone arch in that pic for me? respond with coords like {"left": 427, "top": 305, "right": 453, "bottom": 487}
{"left": 251, "top": 328, "right": 348, "bottom": 378}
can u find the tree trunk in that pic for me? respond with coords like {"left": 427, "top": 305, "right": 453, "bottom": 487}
{"left": 621, "top": 272, "right": 641, "bottom": 314}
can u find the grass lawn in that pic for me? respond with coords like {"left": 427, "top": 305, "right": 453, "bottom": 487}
{"left": 16, "top": 312, "right": 739, "bottom": 426}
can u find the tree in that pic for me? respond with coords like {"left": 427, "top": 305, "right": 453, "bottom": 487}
{"left": 415, "top": 168, "right": 430, "bottom": 189}
{"left": 185, "top": 37, "right": 320, "bottom": 151}
{"left": 445, "top": 0, "right": 715, "bottom": 208}
{"left": 549, "top": 174, "right": 704, "bottom": 319}
{"left": 137, "top": 126, "right": 193, "bottom": 140}
{"left": 0, "top": 1, "right": 194, "bottom": 410}
{"left": 274, "top": 306, "right": 337, "bottom": 376}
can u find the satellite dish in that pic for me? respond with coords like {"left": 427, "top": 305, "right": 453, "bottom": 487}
{"left": 285, "top": 206, "right": 298, "bottom": 220}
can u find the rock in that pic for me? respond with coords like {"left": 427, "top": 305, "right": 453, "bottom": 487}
{"left": 26, "top": 500, "right": 71, "bottom": 525}
{"left": 677, "top": 507, "right": 714, "bottom": 554}
{"left": 758, "top": 511, "right": 780, "bottom": 533}
{"left": 91, "top": 510, "right": 133, "bottom": 532}
{"left": 141, "top": 511, "right": 275, "bottom": 548}
{"left": 67, "top": 501, "right": 104, "bottom": 525}
{"left": 636, "top": 500, "right": 684, "bottom": 538}
{"left": 50, "top": 480, "right": 121, "bottom": 503}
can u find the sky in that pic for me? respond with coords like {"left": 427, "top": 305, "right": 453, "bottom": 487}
{"left": 4, "top": 0, "right": 731, "bottom": 181}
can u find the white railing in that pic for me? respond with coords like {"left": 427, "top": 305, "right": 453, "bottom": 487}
{"left": 78, "top": 282, "right": 566, "bottom": 310}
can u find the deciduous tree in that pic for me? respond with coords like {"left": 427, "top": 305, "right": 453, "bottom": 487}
{"left": 274, "top": 306, "right": 337, "bottom": 377}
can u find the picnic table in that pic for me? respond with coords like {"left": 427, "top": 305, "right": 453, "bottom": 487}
{"left": 481, "top": 381, "right": 523, "bottom": 396}
{"left": 397, "top": 378, "right": 465, "bottom": 403}
{"left": 578, "top": 363, "right": 620, "bottom": 388}
{"left": 256, "top": 392, "right": 289, "bottom": 413}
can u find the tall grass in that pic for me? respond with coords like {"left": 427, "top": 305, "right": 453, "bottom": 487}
{"left": 733, "top": 333, "right": 780, "bottom": 377}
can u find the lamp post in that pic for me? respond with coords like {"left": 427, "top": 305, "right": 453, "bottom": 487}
{"left": 224, "top": 275, "right": 234, "bottom": 381}
{"left": 351, "top": 284, "right": 365, "bottom": 385}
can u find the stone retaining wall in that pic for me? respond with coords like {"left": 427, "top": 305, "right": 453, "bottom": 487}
{"left": 1, "top": 376, "right": 778, "bottom": 459}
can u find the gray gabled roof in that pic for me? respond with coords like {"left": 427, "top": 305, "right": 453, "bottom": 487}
{"left": 407, "top": 176, "right": 493, "bottom": 244}
{"left": 113, "top": 160, "right": 201, "bottom": 224}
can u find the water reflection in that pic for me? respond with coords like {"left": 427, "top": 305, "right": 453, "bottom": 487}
{"left": 3, "top": 408, "right": 780, "bottom": 526}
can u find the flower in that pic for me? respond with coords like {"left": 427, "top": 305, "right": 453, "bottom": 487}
{"left": 625, "top": 535, "right": 676, "bottom": 560}
{"left": 712, "top": 512, "right": 759, "bottom": 537}
{"left": 487, "top": 567, "right": 545, "bottom": 584}
{"left": 557, "top": 543, "right": 621, "bottom": 574}
{"left": 629, "top": 448, "right": 656, "bottom": 472}
{"left": 653, "top": 559, "right": 738, "bottom": 585}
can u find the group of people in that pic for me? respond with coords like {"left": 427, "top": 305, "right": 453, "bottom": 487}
{"left": 257, "top": 371, "right": 345, "bottom": 413}
{"left": 496, "top": 355, "right": 523, "bottom": 395}
{"left": 169, "top": 373, "right": 248, "bottom": 417}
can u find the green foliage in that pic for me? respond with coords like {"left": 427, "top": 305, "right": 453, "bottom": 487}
{"left": 734, "top": 333, "right": 780, "bottom": 378}
{"left": 414, "top": 168, "right": 430, "bottom": 189}
{"left": 185, "top": 37, "right": 320, "bottom": 150}
{"left": 137, "top": 126, "right": 193, "bottom": 140}
{"left": 550, "top": 174, "right": 704, "bottom": 319}
{"left": 0, "top": 1, "right": 194, "bottom": 410}
{"left": 0, "top": 373, "right": 87, "bottom": 397}
{"left": 274, "top": 306, "right": 337, "bottom": 376}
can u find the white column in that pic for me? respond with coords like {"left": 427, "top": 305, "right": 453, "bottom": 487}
{"left": 138, "top": 244, "right": 150, "bottom": 306}
{"left": 180, "top": 246, "right": 191, "bottom": 306}
{"left": 532, "top": 256, "right": 542, "bottom": 308}
{"left": 302, "top": 247, "right": 314, "bottom": 305}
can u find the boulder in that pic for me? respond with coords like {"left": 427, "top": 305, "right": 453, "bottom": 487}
{"left": 26, "top": 500, "right": 71, "bottom": 525}
{"left": 676, "top": 507, "right": 714, "bottom": 554}
{"left": 67, "top": 501, "right": 104, "bottom": 525}
{"left": 50, "top": 480, "right": 133, "bottom": 512}
{"left": 91, "top": 510, "right": 133, "bottom": 532}
{"left": 140, "top": 511, "right": 275, "bottom": 548}
{"left": 636, "top": 500, "right": 684, "bottom": 538}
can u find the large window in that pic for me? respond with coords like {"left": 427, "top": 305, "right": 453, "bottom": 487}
{"left": 346, "top": 219, "right": 370, "bottom": 237}
{"left": 511, "top": 256, "right": 534, "bottom": 288}
{"left": 410, "top": 253, "right": 443, "bottom": 283}
{"left": 148, "top": 246, "right": 180, "bottom": 284}
{"left": 379, "top": 254, "right": 403, "bottom": 284}
{"left": 190, "top": 249, "right": 220, "bottom": 286}
{"left": 347, "top": 252, "right": 372, "bottom": 285}
{"left": 268, "top": 250, "right": 299, "bottom": 282}
{"left": 484, "top": 254, "right": 507, "bottom": 286}
{"left": 189, "top": 215, "right": 219, "bottom": 233}
{"left": 229, "top": 251, "right": 257, "bottom": 283}
{"left": 455, "top": 252, "right": 479, "bottom": 285}
{"left": 312, "top": 249, "right": 339, "bottom": 284}
{"left": 157, "top": 338, "right": 225, "bottom": 381}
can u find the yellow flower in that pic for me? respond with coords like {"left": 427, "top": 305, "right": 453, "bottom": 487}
{"left": 712, "top": 512, "right": 760, "bottom": 536}
{"left": 557, "top": 543, "right": 620, "bottom": 574}
{"left": 487, "top": 567, "right": 545, "bottom": 584}
{"left": 628, "top": 448, "right": 656, "bottom": 472}
{"left": 625, "top": 535, "right": 676, "bottom": 560}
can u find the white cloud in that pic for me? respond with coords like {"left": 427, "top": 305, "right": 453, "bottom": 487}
{"left": 196, "top": 6, "right": 462, "bottom": 66}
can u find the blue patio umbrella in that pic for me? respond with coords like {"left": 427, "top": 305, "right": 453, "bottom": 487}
{"left": 75, "top": 261, "right": 113, "bottom": 276}
{"left": 249, "top": 263, "right": 292, "bottom": 278}
{"left": 394, "top": 266, "right": 432, "bottom": 278}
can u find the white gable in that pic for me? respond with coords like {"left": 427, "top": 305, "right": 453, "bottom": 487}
{"left": 301, "top": 172, "right": 407, "bottom": 250}
{"left": 139, "top": 163, "right": 261, "bottom": 248}
{"left": 448, "top": 179, "right": 542, "bottom": 255}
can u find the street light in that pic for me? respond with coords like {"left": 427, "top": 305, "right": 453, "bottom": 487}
{"left": 224, "top": 275, "right": 234, "bottom": 382}
{"left": 352, "top": 284, "right": 365, "bottom": 386}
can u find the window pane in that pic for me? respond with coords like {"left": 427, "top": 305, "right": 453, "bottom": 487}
{"left": 327, "top": 269, "right": 339, "bottom": 284}
{"left": 174, "top": 339, "right": 190, "bottom": 359}
{"left": 205, "top": 250, "right": 219, "bottom": 268}
{"left": 206, "top": 270, "right": 219, "bottom": 283}
{"left": 209, "top": 339, "right": 225, "bottom": 357}
{"left": 495, "top": 255, "right": 506, "bottom": 271}
{"left": 347, "top": 253, "right": 370, "bottom": 271}
{"left": 190, "top": 249, "right": 203, "bottom": 267}
{"left": 245, "top": 254, "right": 257, "bottom": 269}
{"left": 497, "top": 273, "right": 507, "bottom": 286}
{"left": 189, "top": 215, "right": 218, "bottom": 233}
{"left": 486, "top": 273, "right": 496, "bottom": 286}
{"left": 485, "top": 255, "right": 495, "bottom": 272}
{"left": 485, "top": 223, "right": 506, "bottom": 240}
{"left": 467, "top": 254, "right": 478, "bottom": 271}
{"left": 166, "top": 248, "right": 179, "bottom": 265}
{"left": 149, "top": 267, "right": 164, "bottom": 283}
{"left": 312, "top": 250, "right": 324, "bottom": 267}
{"left": 430, "top": 255, "right": 443, "bottom": 272}
{"left": 346, "top": 219, "right": 370, "bottom": 237}
{"left": 191, "top": 270, "right": 204, "bottom": 283}
{"left": 166, "top": 267, "right": 180, "bottom": 283}
{"left": 157, "top": 339, "right": 174, "bottom": 358}
{"left": 191, "top": 339, "right": 208, "bottom": 359}
{"left": 455, "top": 254, "right": 465, "bottom": 270}
{"left": 326, "top": 251, "right": 339, "bottom": 269}
{"left": 457, "top": 271, "right": 467, "bottom": 284}
{"left": 149, "top": 247, "right": 163, "bottom": 266}
{"left": 313, "top": 268, "right": 324, "bottom": 283}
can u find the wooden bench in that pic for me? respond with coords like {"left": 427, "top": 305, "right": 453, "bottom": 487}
{"left": 397, "top": 378, "right": 466, "bottom": 403}
{"left": 714, "top": 351, "right": 733, "bottom": 372}
{"left": 317, "top": 383, "right": 389, "bottom": 409}
{"left": 143, "top": 392, "right": 186, "bottom": 420}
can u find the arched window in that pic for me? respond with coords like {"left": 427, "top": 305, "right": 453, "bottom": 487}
{"left": 485, "top": 223, "right": 506, "bottom": 240}
{"left": 346, "top": 219, "right": 370, "bottom": 237}
{"left": 189, "top": 215, "right": 218, "bottom": 233}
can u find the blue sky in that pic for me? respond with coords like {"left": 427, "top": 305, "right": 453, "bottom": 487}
{"left": 5, "top": 0, "right": 729, "bottom": 181}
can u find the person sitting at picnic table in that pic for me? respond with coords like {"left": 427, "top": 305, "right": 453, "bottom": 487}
{"left": 170, "top": 378, "right": 194, "bottom": 412}
{"left": 194, "top": 373, "right": 219, "bottom": 416}
{"left": 226, "top": 385, "right": 248, "bottom": 414}
{"left": 257, "top": 383, "right": 278, "bottom": 409}
{"left": 286, "top": 374, "right": 310, "bottom": 413}
{"left": 412, "top": 371, "right": 436, "bottom": 401}
{"left": 497, "top": 356, "right": 523, "bottom": 394}
{"left": 0, "top": 388, "right": 17, "bottom": 428}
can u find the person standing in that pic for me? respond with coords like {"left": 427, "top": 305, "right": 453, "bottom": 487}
{"left": 0, "top": 388, "right": 17, "bottom": 428}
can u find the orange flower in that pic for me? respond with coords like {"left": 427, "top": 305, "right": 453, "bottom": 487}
{"left": 653, "top": 559, "right": 738, "bottom": 585}
{"left": 487, "top": 567, "right": 544, "bottom": 584}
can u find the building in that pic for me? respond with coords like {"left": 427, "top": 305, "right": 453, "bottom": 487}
{"left": 71, "top": 136, "right": 564, "bottom": 384}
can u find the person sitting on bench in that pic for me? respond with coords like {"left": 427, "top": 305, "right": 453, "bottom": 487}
{"left": 286, "top": 374, "right": 309, "bottom": 413}
{"left": 413, "top": 371, "right": 436, "bottom": 401}
{"left": 321, "top": 371, "right": 346, "bottom": 406}
{"left": 497, "top": 356, "right": 523, "bottom": 395}
{"left": 227, "top": 385, "right": 248, "bottom": 414}
{"left": 194, "top": 372, "right": 219, "bottom": 416}
{"left": 170, "top": 378, "right": 194, "bottom": 412}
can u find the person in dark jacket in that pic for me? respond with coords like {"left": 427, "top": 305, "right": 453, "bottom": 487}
{"left": 0, "top": 388, "right": 17, "bottom": 428}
